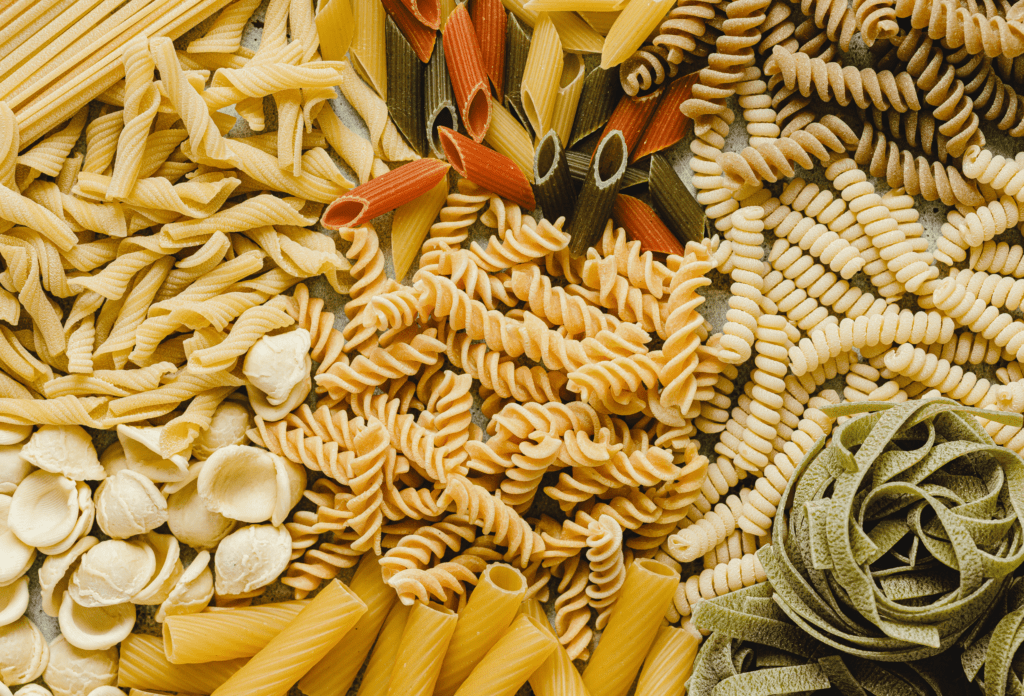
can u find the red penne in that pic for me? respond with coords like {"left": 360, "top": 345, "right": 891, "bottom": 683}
{"left": 598, "top": 88, "right": 663, "bottom": 160}
{"left": 439, "top": 127, "right": 535, "bottom": 209}
{"left": 442, "top": 5, "right": 492, "bottom": 142}
{"left": 322, "top": 159, "right": 451, "bottom": 228}
{"left": 381, "top": 0, "right": 437, "bottom": 63}
{"left": 397, "top": 0, "right": 440, "bottom": 29}
{"left": 612, "top": 194, "right": 686, "bottom": 255}
{"left": 470, "top": 0, "right": 507, "bottom": 102}
{"left": 631, "top": 72, "right": 699, "bottom": 163}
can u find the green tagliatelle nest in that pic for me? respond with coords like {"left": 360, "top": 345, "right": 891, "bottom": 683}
{"left": 758, "top": 398, "right": 1024, "bottom": 661}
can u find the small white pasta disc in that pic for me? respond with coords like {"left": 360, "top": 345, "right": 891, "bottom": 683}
{"left": 190, "top": 400, "right": 252, "bottom": 460}
{"left": 7, "top": 471, "right": 82, "bottom": 548}
{"left": 242, "top": 328, "right": 312, "bottom": 405}
{"left": 198, "top": 444, "right": 305, "bottom": 526}
{"left": 69, "top": 540, "right": 156, "bottom": 608}
{"left": 19, "top": 426, "right": 104, "bottom": 481}
{"left": 130, "top": 532, "right": 183, "bottom": 606}
{"left": 57, "top": 593, "right": 136, "bottom": 651}
{"left": 0, "top": 576, "right": 29, "bottom": 627}
{"left": 156, "top": 551, "right": 213, "bottom": 623}
{"left": 0, "top": 495, "right": 35, "bottom": 587}
{"left": 98, "top": 443, "right": 128, "bottom": 478}
{"left": 0, "top": 616, "right": 48, "bottom": 685}
{"left": 0, "top": 424, "right": 32, "bottom": 446}
{"left": 42, "top": 636, "right": 118, "bottom": 696}
{"left": 214, "top": 523, "right": 291, "bottom": 596}
{"left": 39, "top": 536, "right": 99, "bottom": 618}
{"left": 95, "top": 470, "right": 167, "bottom": 539}
{"left": 14, "top": 685, "right": 53, "bottom": 696}
{"left": 0, "top": 445, "right": 32, "bottom": 487}
{"left": 115, "top": 425, "right": 191, "bottom": 483}
{"left": 167, "top": 478, "right": 236, "bottom": 551}
{"left": 245, "top": 364, "right": 311, "bottom": 422}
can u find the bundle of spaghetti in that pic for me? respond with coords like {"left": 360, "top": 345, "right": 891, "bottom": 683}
{"left": 789, "top": 309, "right": 956, "bottom": 376}
{"left": 766, "top": 183, "right": 866, "bottom": 279}
{"left": 883, "top": 343, "right": 1007, "bottom": 407}
{"left": 895, "top": 0, "right": 1024, "bottom": 58}
{"left": 924, "top": 330, "right": 1006, "bottom": 366}
{"left": 851, "top": 120, "right": 986, "bottom": 206}
{"left": 717, "top": 118, "right": 857, "bottom": 188}
{"left": 825, "top": 157, "right": 939, "bottom": 295}
{"left": 962, "top": 145, "right": 1024, "bottom": 203}
{"left": 765, "top": 45, "right": 921, "bottom": 113}
{"left": 934, "top": 196, "right": 1024, "bottom": 265}
{"left": 970, "top": 241, "right": 1024, "bottom": 277}
{"left": 718, "top": 207, "right": 766, "bottom": 365}
{"left": 620, "top": 0, "right": 724, "bottom": 95}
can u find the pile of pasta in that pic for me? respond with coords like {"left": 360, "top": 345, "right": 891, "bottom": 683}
{"left": 8, "top": 0, "right": 1024, "bottom": 693}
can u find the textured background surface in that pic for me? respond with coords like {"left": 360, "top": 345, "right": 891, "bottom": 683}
{"left": 21, "top": 2, "right": 1024, "bottom": 694}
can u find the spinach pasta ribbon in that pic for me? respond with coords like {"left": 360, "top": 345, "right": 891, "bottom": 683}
{"left": 759, "top": 398, "right": 1024, "bottom": 661}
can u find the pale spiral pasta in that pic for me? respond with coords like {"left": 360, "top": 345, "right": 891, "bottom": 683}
{"left": 469, "top": 217, "right": 570, "bottom": 272}
{"left": 895, "top": 0, "right": 1024, "bottom": 58}
{"left": 719, "top": 207, "right": 765, "bottom": 364}
{"left": 553, "top": 554, "right": 593, "bottom": 660}
{"left": 428, "top": 371, "right": 474, "bottom": 473}
{"left": 719, "top": 118, "right": 856, "bottom": 188}
{"left": 930, "top": 278, "right": 1024, "bottom": 363}
{"left": 431, "top": 248, "right": 516, "bottom": 311}
{"left": 282, "top": 531, "right": 361, "bottom": 598}
{"left": 440, "top": 475, "right": 545, "bottom": 566}
{"left": 730, "top": 313, "right": 790, "bottom": 474}
{"left": 567, "top": 353, "right": 664, "bottom": 407}
{"left": 934, "top": 196, "right": 1023, "bottom": 265}
{"left": 970, "top": 241, "right": 1024, "bottom": 277}
{"left": 419, "top": 181, "right": 492, "bottom": 274}
{"left": 853, "top": 0, "right": 899, "bottom": 44}
{"left": 884, "top": 343, "right": 1006, "bottom": 407}
{"left": 948, "top": 269, "right": 1024, "bottom": 312}
{"left": 927, "top": 331, "right": 1006, "bottom": 366}
{"left": 346, "top": 419, "right": 389, "bottom": 553}
{"left": 767, "top": 189, "right": 865, "bottom": 280}
{"left": 673, "top": 553, "right": 767, "bottom": 618}
{"left": 593, "top": 225, "right": 676, "bottom": 298}
{"left": 316, "top": 331, "right": 446, "bottom": 398}
{"left": 696, "top": 361, "right": 738, "bottom": 435}
{"left": 508, "top": 263, "right": 625, "bottom": 338}
{"left": 248, "top": 410, "right": 359, "bottom": 484}
{"left": 789, "top": 309, "right": 955, "bottom": 376}
{"left": 108, "top": 36, "right": 160, "bottom": 201}
{"left": 337, "top": 224, "right": 399, "bottom": 352}
{"left": 962, "top": 145, "right": 1024, "bottom": 202}
{"left": 585, "top": 515, "right": 626, "bottom": 630}
{"left": 667, "top": 491, "right": 745, "bottom": 562}
{"left": 577, "top": 254, "right": 665, "bottom": 337}
{"left": 659, "top": 244, "right": 713, "bottom": 412}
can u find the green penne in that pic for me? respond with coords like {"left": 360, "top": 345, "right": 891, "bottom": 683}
{"left": 385, "top": 17, "right": 427, "bottom": 157}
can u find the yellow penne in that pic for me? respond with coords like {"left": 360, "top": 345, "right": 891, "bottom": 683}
{"left": 550, "top": 12, "right": 604, "bottom": 52}
{"left": 392, "top": 176, "right": 449, "bottom": 282}
{"left": 484, "top": 98, "right": 535, "bottom": 181}
{"left": 315, "top": 0, "right": 355, "bottom": 62}
{"left": 520, "top": 15, "right": 563, "bottom": 137}
{"left": 579, "top": 10, "right": 619, "bottom": 34}
{"left": 350, "top": 0, "right": 387, "bottom": 99}
{"left": 525, "top": 0, "right": 623, "bottom": 11}
{"left": 601, "top": 0, "right": 675, "bottom": 67}
{"left": 549, "top": 53, "right": 586, "bottom": 145}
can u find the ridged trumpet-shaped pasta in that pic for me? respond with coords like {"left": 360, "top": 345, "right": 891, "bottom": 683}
{"left": 961, "top": 146, "right": 1024, "bottom": 202}
{"left": 189, "top": 298, "right": 295, "bottom": 373}
{"left": 935, "top": 196, "right": 1023, "bottom": 265}
{"left": 440, "top": 475, "right": 545, "bottom": 566}
{"left": 718, "top": 118, "right": 857, "bottom": 187}
{"left": 554, "top": 554, "right": 593, "bottom": 660}
{"left": 738, "top": 396, "right": 834, "bottom": 535}
{"left": 667, "top": 492, "right": 745, "bottom": 562}
{"left": 585, "top": 515, "right": 626, "bottom": 630}
{"left": 509, "top": 263, "right": 625, "bottom": 338}
{"left": 380, "top": 517, "right": 478, "bottom": 579}
{"left": 437, "top": 321, "right": 568, "bottom": 403}
{"left": 883, "top": 343, "right": 1006, "bottom": 407}
{"left": 346, "top": 419, "right": 389, "bottom": 554}
{"left": 315, "top": 332, "right": 446, "bottom": 397}
{"left": 970, "top": 242, "right": 1024, "bottom": 277}
{"left": 788, "top": 309, "right": 955, "bottom": 376}
{"left": 767, "top": 46, "right": 920, "bottom": 111}
{"left": 337, "top": 224, "right": 398, "bottom": 351}
{"left": 852, "top": 121, "right": 985, "bottom": 207}
{"left": 719, "top": 206, "right": 765, "bottom": 364}
{"left": 108, "top": 37, "right": 160, "bottom": 201}
{"left": 659, "top": 245, "right": 713, "bottom": 412}
{"left": 827, "top": 158, "right": 938, "bottom": 295}
{"left": 348, "top": 390, "right": 451, "bottom": 483}
{"left": 150, "top": 38, "right": 232, "bottom": 163}
{"left": 673, "top": 552, "right": 767, "bottom": 618}
{"left": 470, "top": 215, "right": 570, "bottom": 272}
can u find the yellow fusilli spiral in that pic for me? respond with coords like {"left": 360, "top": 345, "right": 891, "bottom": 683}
{"left": 577, "top": 255, "right": 666, "bottom": 337}
{"left": 695, "top": 362, "right": 738, "bottom": 434}
{"left": 420, "top": 180, "right": 493, "bottom": 273}
{"left": 788, "top": 309, "right": 955, "bottom": 376}
{"left": 962, "top": 145, "right": 1024, "bottom": 203}
{"left": 345, "top": 419, "right": 389, "bottom": 554}
{"left": 659, "top": 245, "right": 713, "bottom": 412}
{"left": 553, "top": 554, "right": 593, "bottom": 660}
{"left": 895, "top": 0, "right": 1024, "bottom": 58}
{"left": 674, "top": 553, "right": 767, "bottom": 618}
{"left": 719, "top": 206, "right": 765, "bottom": 364}
{"left": 189, "top": 297, "right": 295, "bottom": 372}
{"left": 315, "top": 331, "right": 446, "bottom": 397}
{"left": 853, "top": 0, "right": 899, "bottom": 44}
{"left": 281, "top": 531, "right": 361, "bottom": 598}
{"left": 947, "top": 269, "right": 1024, "bottom": 313}
{"left": 593, "top": 225, "right": 676, "bottom": 298}
{"left": 388, "top": 561, "right": 481, "bottom": 606}
{"left": 935, "top": 197, "right": 1023, "bottom": 265}
{"left": 926, "top": 331, "right": 1005, "bottom": 366}
{"left": 249, "top": 416, "right": 355, "bottom": 484}
{"left": 667, "top": 491, "right": 745, "bottom": 562}
{"left": 509, "top": 263, "right": 625, "bottom": 338}
{"left": 883, "top": 343, "right": 1006, "bottom": 407}
{"left": 970, "top": 242, "right": 1024, "bottom": 277}
{"left": 379, "top": 516, "right": 478, "bottom": 579}
{"left": 440, "top": 475, "right": 545, "bottom": 566}
{"left": 567, "top": 353, "right": 663, "bottom": 407}
{"left": 732, "top": 313, "right": 790, "bottom": 474}
{"left": 931, "top": 277, "right": 1024, "bottom": 358}
{"left": 429, "top": 371, "right": 474, "bottom": 473}
{"left": 470, "top": 215, "right": 569, "bottom": 273}
{"left": 585, "top": 515, "right": 626, "bottom": 630}
{"left": 337, "top": 224, "right": 399, "bottom": 351}
{"left": 718, "top": 118, "right": 856, "bottom": 188}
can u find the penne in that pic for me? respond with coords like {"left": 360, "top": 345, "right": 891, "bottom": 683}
{"left": 548, "top": 52, "right": 585, "bottom": 146}
{"left": 391, "top": 176, "right": 449, "bottom": 282}
{"left": 520, "top": 15, "right": 563, "bottom": 138}
{"left": 601, "top": 0, "right": 675, "bottom": 68}
{"left": 350, "top": 0, "right": 387, "bottom": 98}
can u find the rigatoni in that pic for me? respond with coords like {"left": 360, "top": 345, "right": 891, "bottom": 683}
{"left": 321, "top": 159, "right": 451, "bottom": 228}
{"left": 485, "top": 98, "right": 535, "bottom": 180}
{"left": 434, "top": 564, "right": 528, "bottom": 696}
{"left": 385, "top": 602, "right": 458, "bottom": 696}
{"left": 503, "top": 15, "right": 534, "bottom": 132}
{"left": 471, "top": 0, "right": 507, "bottom": 100}
{"left": 566, "top": 130, "right": 627, "bottom": 255}
{"left": 600, "top": 88, "right": 662, "bottom": 158}
{"left": 600, "top": 0, "right": 676, "bottom": 68}
{"left": 425, "top": 41, "right": 460, "bottom": 159}
{"left": 581, "top": 560, "right": 680, "bottom": 696}
{"left": 210, "top": 580, "right": 367, "bottom": 696}
{"left": 443, "top": 5, "right": 492, "bottom": 142}
{"left": 381, "top": 0, "right": 437, "bottom": 63}
{"left": 440, "top": 127, "right": 536, "bottom": 208}
{"left": 118, "top": 634, "right": 246, "bottom": 693}
{"left": 351, "top": 0, "right": 387, "bottom": 98}
{"left": 634, "top": 625, "right": 701, "bottom": 696}
{"left": 453, "top": 614, "right": 557, "bottom": 696}
{"left": 315, "top": 0, "right": 356, "bottom": 61}
{"left": 357, "top": 603, "right": 412, "bottom": 696}
{"left": 612, "top": 194, "right": 686, "bottom": 254}
{"left": 520, "top": 15, "right": 563, "bottom": 139}
{"left": 391, "top": 176, "right": 449, "bottom": 281}
{"left": 549, "top": 53, "right": 585, "bottom": 146}
{"left": 534, "top": 130, "right": 576, "bottom": 222}
{"left": 297, "top": 555, "right": 399, "bottom": 696}
{"left": 632, "top": 72, "right": 698, "bottom": 162}
{"left": 385, "top": 17, "right": 427, "bottom": 156}
{"left": 569, "top": 65, "right": 621, "bottom": 145}
{"left": 163, "top": 600, "right": 307, "bottom": 664}
{"left": 649, "top": 153, "right": 706, "bottom": 244}
{"left": 520, "top": 600, "right": 589, "bottom": 696}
